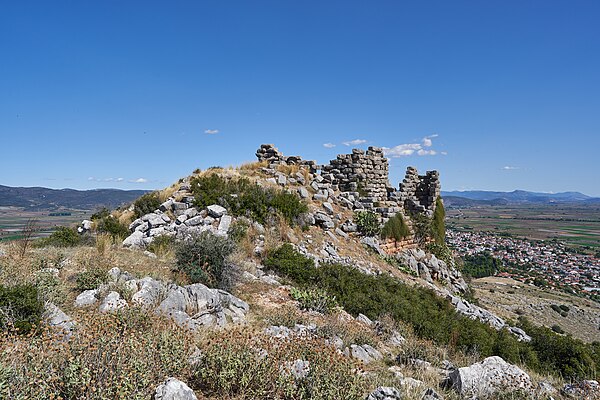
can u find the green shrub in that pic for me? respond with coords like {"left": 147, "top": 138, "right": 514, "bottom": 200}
{"left": 190, "top": 174, "right": 307, "bottom": 225}
{"left": 431, "top": 197, "right": 446, "bottom": 244}
{"left": 175, "top": 231, "right": 235, "bottom": 289}
{"left": 75, "top": 267, "right": 108, "bottom": 291}
{"left": 559, "top": 304, "right": 570, "bottom": 312}
{"left": 38, "top": 226, "right": 80, "bottom": 247}
{"left": 36, "top": 271, "right": 66, "bottom": 304}
{"left": 0, "top": 284, "right": 43, "bottom": 334}
{"left": 133, "top": 192, "right": 161, "bottom": 219}
{"left": 263, "top": 243, "right": 315, "bottom": 285}
{"left": 91, "top": 207, "right": 111, "bottom": 221}
{"left": 551, "top": 324, "right": 565, "bottom": 334}
{"left": 354, "top": 211, "right": 380, "bottom": 237}
{"left": 96, "top": 216, "right": 129, "bottom": 239}
{"left": 227, "top": 219, "right": 250, "bottom": 243}
{"left": 380, "top": 213, "right": 410, "bottom": 241}
{"left": 290, "top": 287, "right": 337, "bottom": 314}
{"left": 461, "top": 252, "right": 501, "bottom": 278}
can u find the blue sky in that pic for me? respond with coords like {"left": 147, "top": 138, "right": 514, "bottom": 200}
{"left": 1, "top": 1, "right": 599, "bottom": 195}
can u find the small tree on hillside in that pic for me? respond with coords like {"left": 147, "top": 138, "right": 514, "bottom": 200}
{"left": 431, "top": 197, "right": 445, "bottom": 244}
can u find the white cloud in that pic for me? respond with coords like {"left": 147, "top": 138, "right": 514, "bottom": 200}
{"left": 342, "top": 139, "right": 367, "bottom": 146}
{"left": 383, "top": 134, "right": 445, "bottom": 158}
{"left": 502, "top": 166, "right": 520, "bottom": 170}
{"left": 204, "top": 129, "right": 219, "bottom": 135}
{"left": 323, "top": 143, "right": 336, "bottom": 148}
{"left": 130, "top": 178, "right": 148, "bottom": 183}
{"left": 88, "top": 177, "right": 125, "bottom": 182}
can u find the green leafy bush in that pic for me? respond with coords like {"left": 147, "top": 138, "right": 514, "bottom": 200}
{"left": 0, "top": 284, "right": 43, "bottom": 334}
{"left": 290, "top": 287, "right": 337, "bottom": 314}
{"left": 38, "top": 226, "right": 80, "bottom": 247}
{"left": 75, "top": 267, "right": 108, "bottom": 291}
{"left": 91, "top": 207, "right": 111, "bottom": 221}
{"left": 551, "top": 324, "right": 565, "bottom": 334}
{"left": 95, "top": 216, "right": 129, "bottom": 239}
{"left": 133, "top": 192, "right": 161, "bottom": 219}
{"left": 190, "top": 174, "right": 307, "bottom": 225}
{"left": 380, "top": 213, "right": 410, "bottom": 241}
{"left": 354, "top": 211, "right": 380, "bottom": 237}
{"left": 431, "top": 197, "right": 446, "bottom": 244}
{"left": 461, "top": 252, "right": 501, "bottom": 278}
{"left": 263, "top": 243, "right": 315, "bottom": 284}
{"left": 175, "top": 231, "right": 235, "bottom": 289}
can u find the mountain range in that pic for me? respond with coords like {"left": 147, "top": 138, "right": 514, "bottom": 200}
{"left": 0, "top": 185, "right": 149, "bottom": 211}
{"left": 441, "top": 190, "right": 600, "bottom": 207}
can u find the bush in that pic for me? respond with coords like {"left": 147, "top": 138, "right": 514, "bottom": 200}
{"left": 552, "top": 324, "right": 565, "bottom": 334}
{"left": 263, "top": 243, "right": 315, "bottom": 285}
{"left": 91, "top": 207, "right": 111, "bottom": 220}
{"left": 431, "top": 197, "right": 446, "bottom": 244}
{"left": 381, "top": 213, "right": 410, "bottom": 241}
{"left": 190, "top": 174, "right": 307, "bottom": 225}
{"left": 354, "top": 211, "right": 380, "bottom": 237}
{"left": 0, "top": 283, "right": 43, "bottom": 334}
{"left": 175, "top": 231, "right": 235, "bottom": 289}
{"left": 95, "top": 216, "right": 129, "bottom": 239}
{"left": 38, "top": 226, "right": 80, "bottom": 247}
{"left": 290, "top": 287, "right": 337, "bottom": 314}
{"left": 461, "top": 252, "right": 501, "bottom": 278}
{"left": 75, "top": 267, "right": 108, "bottom": 291}
{"left": 191, "top": 328, "right": 366, "bottom": 400}
{"left": 133, "top": 192, "right": 161, "bottom": 219}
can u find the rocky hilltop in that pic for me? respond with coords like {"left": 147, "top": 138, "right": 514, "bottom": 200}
{"left": 0, "top": 143, "right": 597, "bottom": 399}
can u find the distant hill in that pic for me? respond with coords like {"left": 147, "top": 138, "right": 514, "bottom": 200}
{"left": 0, "top": 185, "right": 149, "bottom": 211}
{"left": 441, "top": 190, "right": 598, "bottom": 206}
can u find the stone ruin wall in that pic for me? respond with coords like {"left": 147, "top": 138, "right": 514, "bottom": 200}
{"left": 256, "top": 144, "right": 441, "bottom": 254}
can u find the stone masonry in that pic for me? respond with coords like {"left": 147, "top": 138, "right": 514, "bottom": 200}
{"left": 255, "top": 144, "right": 442, "bottom": 252}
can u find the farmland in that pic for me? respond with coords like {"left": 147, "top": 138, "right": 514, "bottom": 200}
{"left": 446, "top": 203, "right": 600, "bottom": 251}
{"left": 0, "top": 207, "right": 92, "bottom": 241}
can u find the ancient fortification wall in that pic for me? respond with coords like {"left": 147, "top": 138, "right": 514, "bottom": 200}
{"left": 256, "top": 144, "right": 441, "bottom": 253}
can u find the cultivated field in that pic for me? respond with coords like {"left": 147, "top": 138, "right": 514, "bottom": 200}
{"left": 0, "top": 207, "right": 92, "bottom": 241}
{"left": 446, "top": 204, "right": 600, "bottom": 250}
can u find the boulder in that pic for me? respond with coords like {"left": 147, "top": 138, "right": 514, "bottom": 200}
{"left": 349, "top": 344, "right": 383, "bottom": 364}
{"left": 297, "top": 187, "right": 310, "bottom": 199}
{"left": 123, "top": 231, "right": 145, "bottom": 248}
{"left": 365, "top": 387, "right": 401, "bottom": 400}
{"left": 156, "top": 283, "right": 249, "bottom": 330}
{"left": 74, "top": 289, "right": 99, "bottom": 307}
{"left": 448, "top": 356, "right": 532, "bottom": 397}
{"left": 99, "top": 291, "right": 128, "bottom": 313}
{"left": 561, "top": 380, "right": 600, "bottom": 399}
{"left": 207, "top": 204, "right": 227, "bottom": 218}
{"left": 217, "top": 215, "right": 232, "bottom": 235}
{"left": 154, "top": 377, "right": 197, "bottom": 400}
{"left": 44, "top": 302, "right": 75, "bottom": 333}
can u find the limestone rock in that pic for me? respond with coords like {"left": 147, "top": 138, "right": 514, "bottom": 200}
{"left": 44, "top": 302, "right": 75, "bottom": 332}
{"left": 74, "top": 289, "right": 99, "bottom": 307}
{"left": 99, "top": 291, "right": 128, "bottom": 313}
{"left": 365, "top": 387, "right": 401, "bottom": 400}
{"left": 448, "top": 356, "right": 532, "bottom": 397}
{"left": 123, "top": 231, "right": 145, "bottom": 248}
{"left": 154, "top": 377, "right": 197, "bottom": 400}
{"left": 207, "top": 204, "right": 227, "bottom": 218}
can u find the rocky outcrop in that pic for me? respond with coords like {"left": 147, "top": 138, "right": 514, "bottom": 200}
{"left": 154, "top": 378, "right": 197, "bottom": 400}
{"left": 447, "top": 356, "right": 532, "bottom": 397}
{"left": 396, "top": 249, "right": 468, "bottom": 294}
{"left": 81, "top": 268, "right": 249, "bottom": 330}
